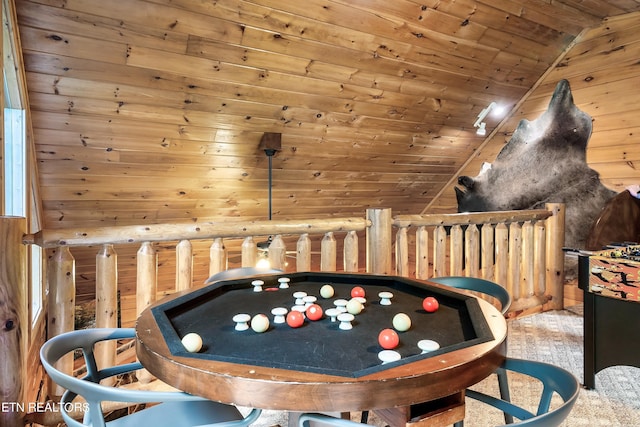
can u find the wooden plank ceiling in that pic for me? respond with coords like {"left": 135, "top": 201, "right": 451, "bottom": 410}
{"left": 16, "top": 0, "right": 640, "bottom": 230}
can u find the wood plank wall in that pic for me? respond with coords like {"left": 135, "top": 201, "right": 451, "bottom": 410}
{"left": 79, "top": 11, "right": 640, "bottom": 327}
{"left": 26, "top": 7, "right": 640, "bottom": 328}
{"left": 427, "top": 11, "right": 640, "bottom": 214}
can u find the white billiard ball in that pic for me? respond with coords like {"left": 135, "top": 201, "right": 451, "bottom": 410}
{"left": 181, "top": 333, "right": 203, "bottom": 353}
{"left": 346, "top": 298, "right": 363, "bottom": 315}
{"left": 392, "top": 313, "right": 412, "bottom": 332}
{"left": 320, "top": 284, "right": 335, "bottom": 299}
{"left": 251, "top": 314, "right": 270, "bottom": 333}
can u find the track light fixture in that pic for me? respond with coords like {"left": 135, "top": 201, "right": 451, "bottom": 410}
{"left": 474, "top": 101, "right": 497, "bottom": 135}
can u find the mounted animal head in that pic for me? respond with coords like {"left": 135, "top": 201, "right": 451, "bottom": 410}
{"left": 455, "top": 79, "right": 615, "bottom": 248}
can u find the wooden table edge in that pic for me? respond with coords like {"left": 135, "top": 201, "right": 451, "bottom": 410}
{"left": 136, "top": 288, "right": 507, "bottom": 412}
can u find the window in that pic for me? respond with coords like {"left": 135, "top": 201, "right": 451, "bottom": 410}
{"left": 3, "top": 0, "right": 44, "bottom": 327}
{"left": 4, "top": 108, "right": 26, "bottom": 216}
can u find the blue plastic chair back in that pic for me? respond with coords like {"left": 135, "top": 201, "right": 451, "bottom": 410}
{"left": 464, "top": 357, "right": 580, "bottom": 426}
{"left": 431, "top": 276, "right": 512, "bottom": 315}
{"left": 205, "top": 267, "right": 283, "bottom": 284}
{"left": 40, "top": 328, "right": 261, "bottom": 427}
{"left": 297, "top": 358, "right": 579, "bottom": 426}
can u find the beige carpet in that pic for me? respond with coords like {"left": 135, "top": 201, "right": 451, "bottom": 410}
{"left": 245, "top": 306, "right": 640, "bottom": 426}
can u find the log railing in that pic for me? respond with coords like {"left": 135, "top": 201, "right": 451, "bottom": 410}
{"left": 392, "top": 203, "right": 565, "bottom": 314}
{"left": 23, "top": 216, "right": 370, "bottom": 377}
{"left": 6, "top": 204, "right": 565, "bottom": 400}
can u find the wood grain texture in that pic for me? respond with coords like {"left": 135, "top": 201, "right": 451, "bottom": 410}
{"left": 427, "top": 11, "right": 640, "bottom": 215}
{"left": 0, "top": 218, "right": 27, "bottom": 426}
{"left": 12, "top": 1, "right": 640, "bottom": 327}
{"left": 46, "top": 246, "right": 75, "bottom": 397}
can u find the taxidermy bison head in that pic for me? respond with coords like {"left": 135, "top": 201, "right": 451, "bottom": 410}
{"left": 455, "top": 79, "right": 616, "bottom": 249}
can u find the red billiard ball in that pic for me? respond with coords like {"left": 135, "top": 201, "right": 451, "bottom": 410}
{"left": 306, "top": 303, "right": 323, "bottom": 321}
{"left": 351, "top": 286, "right": 366, "bottom": 298}
{"left": 378, "top": 328, "right": 400, "bottom": 349}
{"left": 422, "top": 296, "right": 439, "bottom": 313}
{"left": 286, "top": 310, "right": 305, "bottom": 328}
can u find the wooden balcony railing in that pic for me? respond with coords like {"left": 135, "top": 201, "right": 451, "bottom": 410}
{"left": 391, "top": 203, "right": 565, "bottom": 315}
{"left": 2, "top": 203, "right": 565, "bottom": 403}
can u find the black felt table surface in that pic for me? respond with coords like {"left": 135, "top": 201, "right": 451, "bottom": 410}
{"left": 152, "top": 273, "right": 492, "bottom": 377}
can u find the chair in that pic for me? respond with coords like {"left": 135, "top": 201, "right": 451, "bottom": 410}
{"left": 297, "top": 358, "right": 579, "bottom": 426}
{"left": 40, "top": 328, "right": 262, "bottom": 427}
{"left": 463, "top": 358, "right": 580, "bottom": 426}
{"left": 430, "top": 276, "right": 512, "bottom": 315}
{"left": 359, "top": 276, "right": 513, "bottom": 426}
{"left": 585, "top": 189, "right": 640, "bottom": 250}
{"left": 430, "top": 276, "right": 512, "bottom": 425}
{"left": 204, "top": 267, "right": 283, "bottom": 284}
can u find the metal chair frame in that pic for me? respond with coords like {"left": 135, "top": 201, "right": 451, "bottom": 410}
{"left": 298, "top": 358, "right": 579, "bottom": 426}
{"left": 360, "top": 276, "right": 513, "bottom": 426}
{"left": 463, "top": 357, "right": 580, "bottom": 426}
{"left": 40, "top": 328, "right": 262, "bottom": 427}
{"left": 431, "top": 276, "right": 513, "bottom": 425}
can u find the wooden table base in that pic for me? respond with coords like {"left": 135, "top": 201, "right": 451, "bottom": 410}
{"left": 287, "top": 394, "right": 465, "bottom": 427}
{"left": 374, "top": 392, "right": 465, "bottom": 427}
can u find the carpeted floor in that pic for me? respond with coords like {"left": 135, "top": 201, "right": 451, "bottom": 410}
{"left": 462, "top": 306, "right": 640, "bottom": 426}
{"left": 244, "top": 306, "right": 640, "bottom": 426}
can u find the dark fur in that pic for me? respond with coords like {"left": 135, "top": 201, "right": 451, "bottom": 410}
{"left": 455, "top": 79, "right": 616, "bottom": 250}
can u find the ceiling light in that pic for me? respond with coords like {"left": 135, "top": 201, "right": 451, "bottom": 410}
{"left": 473, "top": 102, "right": 497, "bottom": 136}
{"left": 492, "top": 104, "right": 506, "bottom": 117}
{"left": 256, "top": 254, "right": 271, "bottom": 269}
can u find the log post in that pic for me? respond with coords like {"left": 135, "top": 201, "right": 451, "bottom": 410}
{"left": 432, "top": 226, "right": 447, "bottom": 277}
{"left": 95, "top": 244, "right": 117, "bottom": 386}
{"left": 176, "top": 239, "right": 193, "bottom": 291}
{"left": 507, "top": 223, "right": 522, "bottom": 301}
{"left": 415, "top": 226, "right": 429, "bottom": 280}
{"left": 269, "top": 235, "right": 286, "bottom": 270}
{"left": 296, "top": 234, "right": 311, "bottom": 272}
{"left": 521, "top": 221, "right": 535, "bottom": 298}
{"left": 544, "top": 203, "right": 565, "bottom": 310}
{"left": 136, "top": 242, "right": 157, "bottom": 384}
{"left": 0, "top": 217, "right": 27, "bottom": 427}
{"left": 534, "top": 222, "right": 547, "bottom": 296}
{"left": 464, "top": 224, "right": 479, "bottom": 277}
{"left": 136, "top": 242, "right": 157, "bottom": 316}
{"left": 450, "top": 225, "right": 463, "bottom": 276}
{"left": 241, "top": 236, "right": 257, "bottom": 268}
{"left": 480, "top": 224, "right": 494, "bottom": 280}
{"left": 395, "top": 226, "right": 409, "bottom": 277}
{"left": 320, "top": 232, "right": 337, "bottom": 272}
{"left": 209, "top": 238, "right": 227, "bottom": 276}
{"left": 366, "top": 208, "right": 392, "bottom": 275}
{"left": 47, "top": 246, "right": 75, "bottom": 397}
{"left": 494, "top": 223, "right": 509, "bottom": 286}
{"left": 343, "top": 230, "right": 359, "bottom": 273}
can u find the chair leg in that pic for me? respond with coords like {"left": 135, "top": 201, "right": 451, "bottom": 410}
{"left": 497, "top": 369, "right": 514, "bottom": 424}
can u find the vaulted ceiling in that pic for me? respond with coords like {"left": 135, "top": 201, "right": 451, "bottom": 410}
{"left": 15, "top": 0, "right": 640, "bottom": 230}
